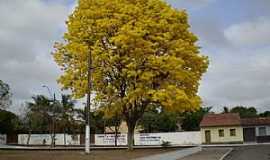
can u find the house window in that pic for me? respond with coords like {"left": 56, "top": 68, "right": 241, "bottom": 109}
{"left": 259, "top": 127, "right": 267, "bottom": 136}
{"left": 219, "top": 129, "right": 224, "bottom": 137}
{"left": 230, "top": 129, "right": 236, "bottom": 136}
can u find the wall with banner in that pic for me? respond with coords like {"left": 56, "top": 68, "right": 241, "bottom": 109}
{"left": 95, "top": 132, "right": 201, "bottom": 146}
{"left": 95, "top": 134, "right": 127, "bottom": 146}
{"left": 18, "top": 134, "right": 80, "bottom": 145}
{"left": 17, "top": 132, "right": 200, "bottom": 146}
{"left": 134, "top": 132, "right": 201, "bottom": 145}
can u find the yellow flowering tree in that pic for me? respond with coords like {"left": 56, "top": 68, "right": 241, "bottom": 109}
{"left": 53, "top": 0, "right": 209, "bottom": 150}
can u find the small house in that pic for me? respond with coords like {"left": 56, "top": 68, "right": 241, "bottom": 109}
{"left": 200, "top": 113, "right": 243, "bottom": 144}
{"left": 241, "top": 117, "right": 270, "bottom": 143}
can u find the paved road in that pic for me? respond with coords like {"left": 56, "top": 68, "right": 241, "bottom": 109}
{"left": 178, "top": 148, "right": 229, "bottom": 160}
{"left": 225, "top": 145, "right": 270, "bottom": 160}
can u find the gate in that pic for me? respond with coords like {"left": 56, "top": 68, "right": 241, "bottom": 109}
{"left": 243, "top": 127, "right": 256, "bottom": 142}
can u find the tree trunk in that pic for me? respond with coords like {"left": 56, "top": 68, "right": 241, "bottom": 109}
{"left": 127, "top": 123, "right": 135, "bottom": 151}
{"left": 27, "top": 130, "right": 31, "bottom": 146}
{"left": 114, "top": 126, "right": 118, "bottom": 147}
{"left": 64, "top": 131, "right": 66, "bottom": 146}
{"left": 50, "top": 134, "right": 54, "bottom": 147}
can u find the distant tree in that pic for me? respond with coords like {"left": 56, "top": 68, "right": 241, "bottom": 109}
{"left": 158, "top": 111, "right": 179, "bottom": 132}
{"left": 26, "top": 96, "right": 52, "bottom": 132}
{"left": 90, "top": 111, "right": 105, "bottom": 134}
{"left": 0, "top": 80, "right": 11, "bottom": 109}
{"left": 24, "top": 95, "right": 53, "bottom": 145}
{"left": 104, "top": 113, "right": 122, "bottom": 146}
{"left": 138, "top": 108, "right": 160, "bottom": 133}
{"left": 0, "top": 109, "right": 20, "bottom": 134}
{"left": 230, "top": 106, "right": 258, "bottom": 118}
{"left": 223, "top": 106, "right": 229, "bottom": 113}
{"left": 181, "top": 107, "right": 212, "bottom": 131}
{"left": 74, "top": 108, "right": 105, "bottom": 134}
{"left": 259, "top": 111, "right": 270, "bottom": 117}
{"left": 57, "top": 94, "right": 76, "bottom": 145}
{"left": 139, "top": 107, "right": 179, "bottom": 133}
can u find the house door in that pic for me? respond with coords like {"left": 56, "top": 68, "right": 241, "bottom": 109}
{"left": 205, "top": 130, "right": 211, "bottom": 144}
{"left": 243, "top": 127, "right": 256, "bottom": 142}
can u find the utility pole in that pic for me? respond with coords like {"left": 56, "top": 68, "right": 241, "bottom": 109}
{"left": 85, "top": 51, "right": 92, "bottom": 154}
{"left": 52, "top": 93, "right": 56, "bottom": 147}
{"left": 42, "top": 85, "right": 56, "bottom": 148}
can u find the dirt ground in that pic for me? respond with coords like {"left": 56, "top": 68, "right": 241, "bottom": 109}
{"left": 0, "top": 148, "right": 176, "bottom": 160}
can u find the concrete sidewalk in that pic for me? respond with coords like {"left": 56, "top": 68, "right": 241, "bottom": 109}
{"left": 0, "top": 144, "right": 197, "bottom": 150}
{"left": 134, "top": 147, "right": 202, "bottom": 160}
{"left": 201, "top": 142, "right": 270, "bottom": 147}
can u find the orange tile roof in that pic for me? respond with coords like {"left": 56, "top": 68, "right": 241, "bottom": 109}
{"left": 241, "top": 117, "right": 270, "bottom": 126}
{"left": 200, "top": 113, "right": 241, "bottom": 127}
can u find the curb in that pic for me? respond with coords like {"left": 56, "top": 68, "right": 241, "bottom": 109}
{"left": 0, "top": 145, "right": 196, "bottom": 151}
{"left": 201, "top": 142, "right": 270, "bottom": 148}
{"left": 134, "top": 146, "right": 202, "bottom": 160}
{"left": 219, "top": 148, "right": 233, "bottom": 160}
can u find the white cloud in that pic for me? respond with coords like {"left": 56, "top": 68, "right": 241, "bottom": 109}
{"left": 199, "top": 47, "right": 270, "bottom": 112}
{"left": 0, "top": 0, "right": 71, "bottom": 113}
{"left": 224, "top": 17, "right": 270, "bottom": 46}
{"left": 166, "top": 0, "right": 215, "bottom": 10}
{"left": 1, "top": 0, "right": 270, "bottom": 114}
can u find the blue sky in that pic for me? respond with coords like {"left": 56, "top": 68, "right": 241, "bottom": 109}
{"left": 0, "top": 0, "right": 270, "bottom": 113}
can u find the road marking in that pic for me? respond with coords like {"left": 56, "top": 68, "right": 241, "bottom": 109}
{"left": 219, "top": 148, "right": 233, "bottom": 160}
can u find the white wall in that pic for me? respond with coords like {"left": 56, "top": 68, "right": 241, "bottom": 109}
{"left": 18, "top": 132, "right": 201, "bottom": 146}
{"left": 18, "top": 134, "right": 80, "bottom": 145}
{"left": 95, "top": 134, "right": 127, "bottom": 146}
{"left": 134, "top": 132, "right": 201, "bottom": 145}
{"left": 95, "top": 132, "right": 201, "bottom": 146}
{"left": 0, "top": 134, "right": 6, "bottom": 144}
{"left": 255, "top": 126, "right": 270, "bottom": 136}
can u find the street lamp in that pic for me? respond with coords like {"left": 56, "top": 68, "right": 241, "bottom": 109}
{"left": 85, "top": 51, "right": 92, "bottom": 154}
{"left": 42, "top": 85, "right": 56, "bottom": 148}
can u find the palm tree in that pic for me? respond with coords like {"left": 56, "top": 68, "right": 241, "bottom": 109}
{"left": 25, "top": 95, "right": 51, "bottom": 145}
{"left": 59, "top": 94, "right": 76, "bottom": 145}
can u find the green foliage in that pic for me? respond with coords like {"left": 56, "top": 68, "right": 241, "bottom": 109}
{"left": 24, "top": 95, "right": 52, "bottom": 133}
{"left": 57, "top": 94, "right": 78, "bottom": 134}
{"left": 73, "top": 108, "right": 106, "bottom": 134}
{"left": 139, "top": 107, "right": 211, "bottom": 132}
{"left": 23, "top": 95, "right": 81, "bottom": 134}
{"left": 158, "top": 112, "right": 179, "bottom": 132}
{"left": 90, "top": 111, "right": 106, "bottom": 134}
{"left": 0, "top": 80, "right": 11, "bottom": 109}
{"left": 104, "top": 113, "right": 122, "bottom": 132}
{"left": 181, "top": 107, "right": 212, "bottom": 131}
{"left": 139, "top": 108, "right": 179, "bottom": 132}
{"left": 0, "top": 109, "right": 20, "bottom": 134}
{"left": 260, "top": 111, "right": 270, "bottom": 117}
{"left": 230, "top": 106, "right": 257, "bottom": 118}
{"left": 138, "top": 108, "right": 159, "bottom": 133}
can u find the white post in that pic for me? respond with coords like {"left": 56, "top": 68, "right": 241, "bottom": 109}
{"left": 85, "top": 125, "right": 90, "bottom": 154}
{"left": 85, "top": 46, "right": 92, "bottom": 154}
